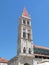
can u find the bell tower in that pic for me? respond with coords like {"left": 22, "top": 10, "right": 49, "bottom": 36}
{"left": 17, "top": 8, "right": 34, "bottom": 56}
{"left": 8, "top": 8, "right": 34, "bottom": 65}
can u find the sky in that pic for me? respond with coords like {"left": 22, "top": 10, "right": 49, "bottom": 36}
{"left": 0, "top": 0, "right": 49, "bottom": 60}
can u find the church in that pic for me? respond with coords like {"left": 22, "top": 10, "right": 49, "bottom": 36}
{"left": 8, "top": 8, "right": 49, "bottom": 65}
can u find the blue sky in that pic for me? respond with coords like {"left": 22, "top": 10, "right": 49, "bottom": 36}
{"left": 0, "top": 0, "right": 49, "bottom": 60}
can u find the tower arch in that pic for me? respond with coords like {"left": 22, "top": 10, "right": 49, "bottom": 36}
{"left": 24, "top": 63, "right": 30, "bottom": 65}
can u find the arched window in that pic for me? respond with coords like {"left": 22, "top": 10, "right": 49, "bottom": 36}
{"left": 23, "top": 47, "right": 26, "bottom": 53}
{"left": 29, "top": 48, "right": 31, "bottom": 54}
{"left": 24, "top": 63, "right": 30, "bottom": 65}
{"left": 27, "top": 20, "right": 30, "bottom": 25}
{"left": 23, "top": 32, "right": 26, "bottom": 39}
{"left": 28, "top": 33, "right": 30, "bottom": 40}
{"left": 23, "top": 20, "right": 26, "bottom": 24}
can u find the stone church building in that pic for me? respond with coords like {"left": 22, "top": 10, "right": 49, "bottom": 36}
{"left": 8, "top": 8, "right": 49, "bottom": 65}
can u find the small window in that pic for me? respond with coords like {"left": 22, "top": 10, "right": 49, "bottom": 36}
{"left": 28, "top": 29, "right": 30, "bottom": 33}
{"left": 23, "top": 32, "right": 26, "bottom": 39}
{"left": 29, "top": 48, "right": 31, "bottom": 54}
{"left": 23, "top": 20, "right": 25, "bottom": 24}
{"left": 23, "top": 47, "right": 26, "bottom": 53}
{"left": 27, "top": 20, "right": 29, "bottom": 25}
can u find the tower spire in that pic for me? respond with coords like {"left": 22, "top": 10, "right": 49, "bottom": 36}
{"left": 22, "top": 8, "right": 30, "bottom": 18}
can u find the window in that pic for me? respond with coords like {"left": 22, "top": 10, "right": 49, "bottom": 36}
{"left": 27, "top": 20, "right": 29, "bottom": 25}
{"left": 23, "top": 47, "right": 26, "bottom": 53}
{"left": 29, "top": 48, "right": 31, "bottom": 54}
{"left": 28, "top": 29, "right": 30, "bottom": 33}
{"left": 28, "top": 33, "right": 30, "bottom": 40}
{"left": 23, "top": 32, "right": 26, "bottom": 39}
{"left": 23, "top": 20, "right": 25, "bottom": 24}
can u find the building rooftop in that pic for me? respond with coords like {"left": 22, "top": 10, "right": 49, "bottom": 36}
{"left": 0, "top": 57, "right": 8, "bottom": 63}
{"left": 34, "top": 45, "right": 49, "bottom": 50}
{"left": 34, "top": 45, "right": 49, "bottom": 59}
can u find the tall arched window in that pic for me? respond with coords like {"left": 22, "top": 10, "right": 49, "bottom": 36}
{"left": 23, "top": 32, "right": 26, "bottom": 39}
{"left": 29, "top": 48, "right": 31, "bottom": 54}
{"left": 27, "top": 20, "right": 30, "bottom": 25}
{"left": 23, "top": 47, "right": 26, "bottom": 53}
{"left": 28, "top": 33, "right": 30, "bottom": 40}
{"left": 23, "top": 19, "right": 26, "bottom": 24}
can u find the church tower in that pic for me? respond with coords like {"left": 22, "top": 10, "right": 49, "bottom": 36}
{"left": 17, "top": 8, "right": 34, "bottom": 56}
{"left": 8, "top": 8, "right": 34, "bottom": 65}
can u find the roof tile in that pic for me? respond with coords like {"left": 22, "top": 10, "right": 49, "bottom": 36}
{"left": 0, "top": 57, "right": 8, "bottom": 63}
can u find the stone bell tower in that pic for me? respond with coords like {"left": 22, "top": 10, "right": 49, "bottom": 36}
{"left": 17, "top": 8, "right": 34, "bottom": 56}
{"left": 8, "top": 8, "right": 34, "bottom": 65}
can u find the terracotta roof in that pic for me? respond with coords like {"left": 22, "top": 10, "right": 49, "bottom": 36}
{"left": 34, "top": 45, "right": 49, "bottom": 50}
{"left": 22, "top": 8, "right": 30, "bottom": 18}
{"left": 0, "top": 57, "right": 8, "bottom": 63}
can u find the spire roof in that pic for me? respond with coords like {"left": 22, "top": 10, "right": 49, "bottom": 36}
{"left": 22, "top": 8, "right": 30, "bottom": 18}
